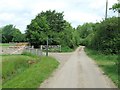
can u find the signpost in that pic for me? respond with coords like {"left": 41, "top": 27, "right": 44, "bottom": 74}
{"left": 46, "top": 38, "right": 48, "bottom": 56}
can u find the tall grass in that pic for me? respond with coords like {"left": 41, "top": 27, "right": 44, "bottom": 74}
{"left": 2, "top": 56, "right": 59, "bottom": 88}
{"left": 85, "top": 48, "right": 119, "bottom": 88}
{"left": 2, "top": 54, "right": 40, "bottom": 84}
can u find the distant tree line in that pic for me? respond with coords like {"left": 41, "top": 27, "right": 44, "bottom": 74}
{"left": 76, "top": 3, "right": 120, "bottom": 54}
{"left": 1, "top": 3, "right": 119, "bottom": 53}
{"left": 0, "top": 25, "right": 26, "bottom": 43}
{"left": 1, "top": 10, "right": 80, "bottom": 50}
{"left": 76, "top": 17, "right": 119, "bottom": 54}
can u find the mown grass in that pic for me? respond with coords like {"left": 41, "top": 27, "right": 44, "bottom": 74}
{"left": 85, "top": 48, "right": 119, "bottom": 88}
{"left": 0, "top": 43, "right": 15, "bottom": 47}
{"left": 2, "top": 54, "right": 59, "bottom": 88}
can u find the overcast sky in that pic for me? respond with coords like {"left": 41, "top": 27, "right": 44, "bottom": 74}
{"left": 0, "top": 0, "right": 118, "bottom": 33}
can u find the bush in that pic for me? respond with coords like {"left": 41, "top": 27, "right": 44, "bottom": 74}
{"left": 89, "top": 17, "right": 120, "bottom": 54}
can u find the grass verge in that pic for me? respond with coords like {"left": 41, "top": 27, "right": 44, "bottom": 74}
{"left": 85, "top": 48, "right": 119, "bottom": 88}
{"left": 0, "top": 43, "right": 15, "bottom": 47}
{"left": 2, "top": 54, "right": 59, "bottom": 88}
{"left": 2, "top": 54, "right": 39, "bottom": 84}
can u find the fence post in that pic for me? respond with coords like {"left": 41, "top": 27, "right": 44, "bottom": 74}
{"left": 46, "top": 38, "right": 48, "bottom": 56}
{"left": 40, "top": 45, "right": 42, "bottom": 51}
{"left": 36, "top": 49, "right": 38, "bottom": 55}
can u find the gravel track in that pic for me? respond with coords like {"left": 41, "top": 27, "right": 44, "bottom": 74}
{"left": 40, "top": 46, "right": 116, "bottom": 88}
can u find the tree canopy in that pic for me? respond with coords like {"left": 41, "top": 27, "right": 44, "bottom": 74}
{"left": 77, "top": 17, "right": 119, "bottom": 54}
{"left": 26, "top": 10, "right": 66, "bottom": 47}
{"left": 1, "top": 24, "right": 25, "bottom": 43}
{"left": 110, "top": 2, "right": 120, "bottom": 13}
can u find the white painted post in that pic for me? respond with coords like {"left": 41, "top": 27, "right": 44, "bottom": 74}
{"left": 60, "top": 45, "right": 61, "bottom": 52}
{"left": 36, "top": 49, "right": 38, "bottom": 55}
{"left": 40, "top": 45, "right": 42, "bottom": 51}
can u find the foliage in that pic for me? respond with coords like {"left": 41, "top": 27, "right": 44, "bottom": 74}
{"left": 26, "top": 10, "right": 79, "bottom": 50}
{"left": 76, "top": 23, "right": 95, "bottom": 45}
{"left": 60, "top": 22, "right": 79, "bottom": 48}
{"left": 90, "top": 17, "right": 119, "bottom": 54}
{"left": 61, "top": 45, "right": 74, "bottom": 52}
{"left": 110, "top": 2, "right": 120, "bottom": 13}
{"left": 77, "top": 17, "right": 119, "bottom": 54}
{"left": 1, "top": 25, "right": 25, "bottom": 43}
{"left": 2, "top": 56, "right": 59, "bottom": 88}
{"left": 26, "top": 10, "right": 66, "bottom": 47}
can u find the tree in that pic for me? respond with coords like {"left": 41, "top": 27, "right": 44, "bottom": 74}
{"left": 110, "top": 2, "right": 120, "bottom": 13}
{"left": 26, "top": 16, "right": 49, "bottom": 47}
{"left": 76, "top": 23, "right": 94, "bottom": 45}
{"left": 60, "top": 22, "right": 74, "bottom": 48}
{"left": 0, "top": 28, "right": 2, "bottom": 43}
{"left": 12, "top": 29, "right": 25, "bottom": 42}
{"left": 26, "top": 10, "right": 66, "bottom": 47}
{"left": 90, "top": 17, "right": 120, "bottom": 54}
{"left": 1, "top": 25, "right": 14, "bottom": 43}
{"left": 1, "top": 24, "right": 25, "bottom": 43}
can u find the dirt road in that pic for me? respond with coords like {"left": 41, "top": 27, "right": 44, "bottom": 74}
{"left": 40, "top": 46, "right": 116, "bottom": 88}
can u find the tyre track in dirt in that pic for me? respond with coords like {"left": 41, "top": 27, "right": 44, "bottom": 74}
{"left": 40, "top": 46, "right": 117, "bottom": 88}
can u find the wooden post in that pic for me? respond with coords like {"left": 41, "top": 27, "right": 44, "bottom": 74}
{"left": 46, "top": 38, "right": 48, "bottom": 56}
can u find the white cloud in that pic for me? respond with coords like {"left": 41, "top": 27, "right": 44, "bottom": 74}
{"left": 64, "top": 11, "right": 102, "bottom": 27}
{"left": 0, "top": 13, "right": 15, "bottom": 21}
{"left": 0, "top": 0, "right": 118, "bottom": 33}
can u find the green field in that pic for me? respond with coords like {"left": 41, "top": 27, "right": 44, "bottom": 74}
{"left": 0, "top": 43, "right": 15, "bottom": 47}
{"left": 2, "top": 53, "right": 59, "bottom": 88}
{"left": 85, "top": 48, "right": 119, "bottom": 88}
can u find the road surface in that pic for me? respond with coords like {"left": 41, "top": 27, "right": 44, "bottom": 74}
{"left": 40, "top": 46, "right": 116, "bottom": 88}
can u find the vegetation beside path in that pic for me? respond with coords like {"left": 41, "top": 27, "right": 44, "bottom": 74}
{"left": 85, "top": 48, "right": 119, "bottom": 88}
{"left": 2, "top": 53, "right": 59, "bottom": 88}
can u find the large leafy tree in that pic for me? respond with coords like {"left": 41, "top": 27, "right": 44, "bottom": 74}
{"left": 89, "top": 17, "right": 119, "bottom": 54}
{"left": 12, "top": 29, "right": 25, "bottom": 42}
{"left": 1, "top": 24, "right": 25, "bottom": 43}
{"left": 2, "top": 25, "right": 14, "bottom": 43}
{"left": 60, "top": 22, "right": 74, "bottom": 48}
{"left": 60, "top": 21, "right": 80, "bottom": 48}
{"left": 26, "top": 16, "right": 49, "bottom": 47}
{"left": 26, "top": 10, "right": 66, "bottom": 47}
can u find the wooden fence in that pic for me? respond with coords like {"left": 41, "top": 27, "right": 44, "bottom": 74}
{"left": 23, "top": 46, "right": 43, "bottom": 56}
{"left": 40, "top": 45, "right": 61, "bottom": 52}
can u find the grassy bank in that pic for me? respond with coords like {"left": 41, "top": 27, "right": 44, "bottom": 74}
{"left": 2, "top": 54, "right": 59, "bottom": 88}
{"left": 85, "top": 48, "right": 119, "bottom": 88}
{"left": 2, "top": 54, "right": 39, "bottom": 84}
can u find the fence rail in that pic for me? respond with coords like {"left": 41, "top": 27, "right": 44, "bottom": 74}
{"left": 23, "top": 46, "right": 43, "bottom": 56}
{"left": 1, "top": 44, "right": 61, "bottom": 55}
{"left": 40, "top": 45, "right": 61, "bottom": 52}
